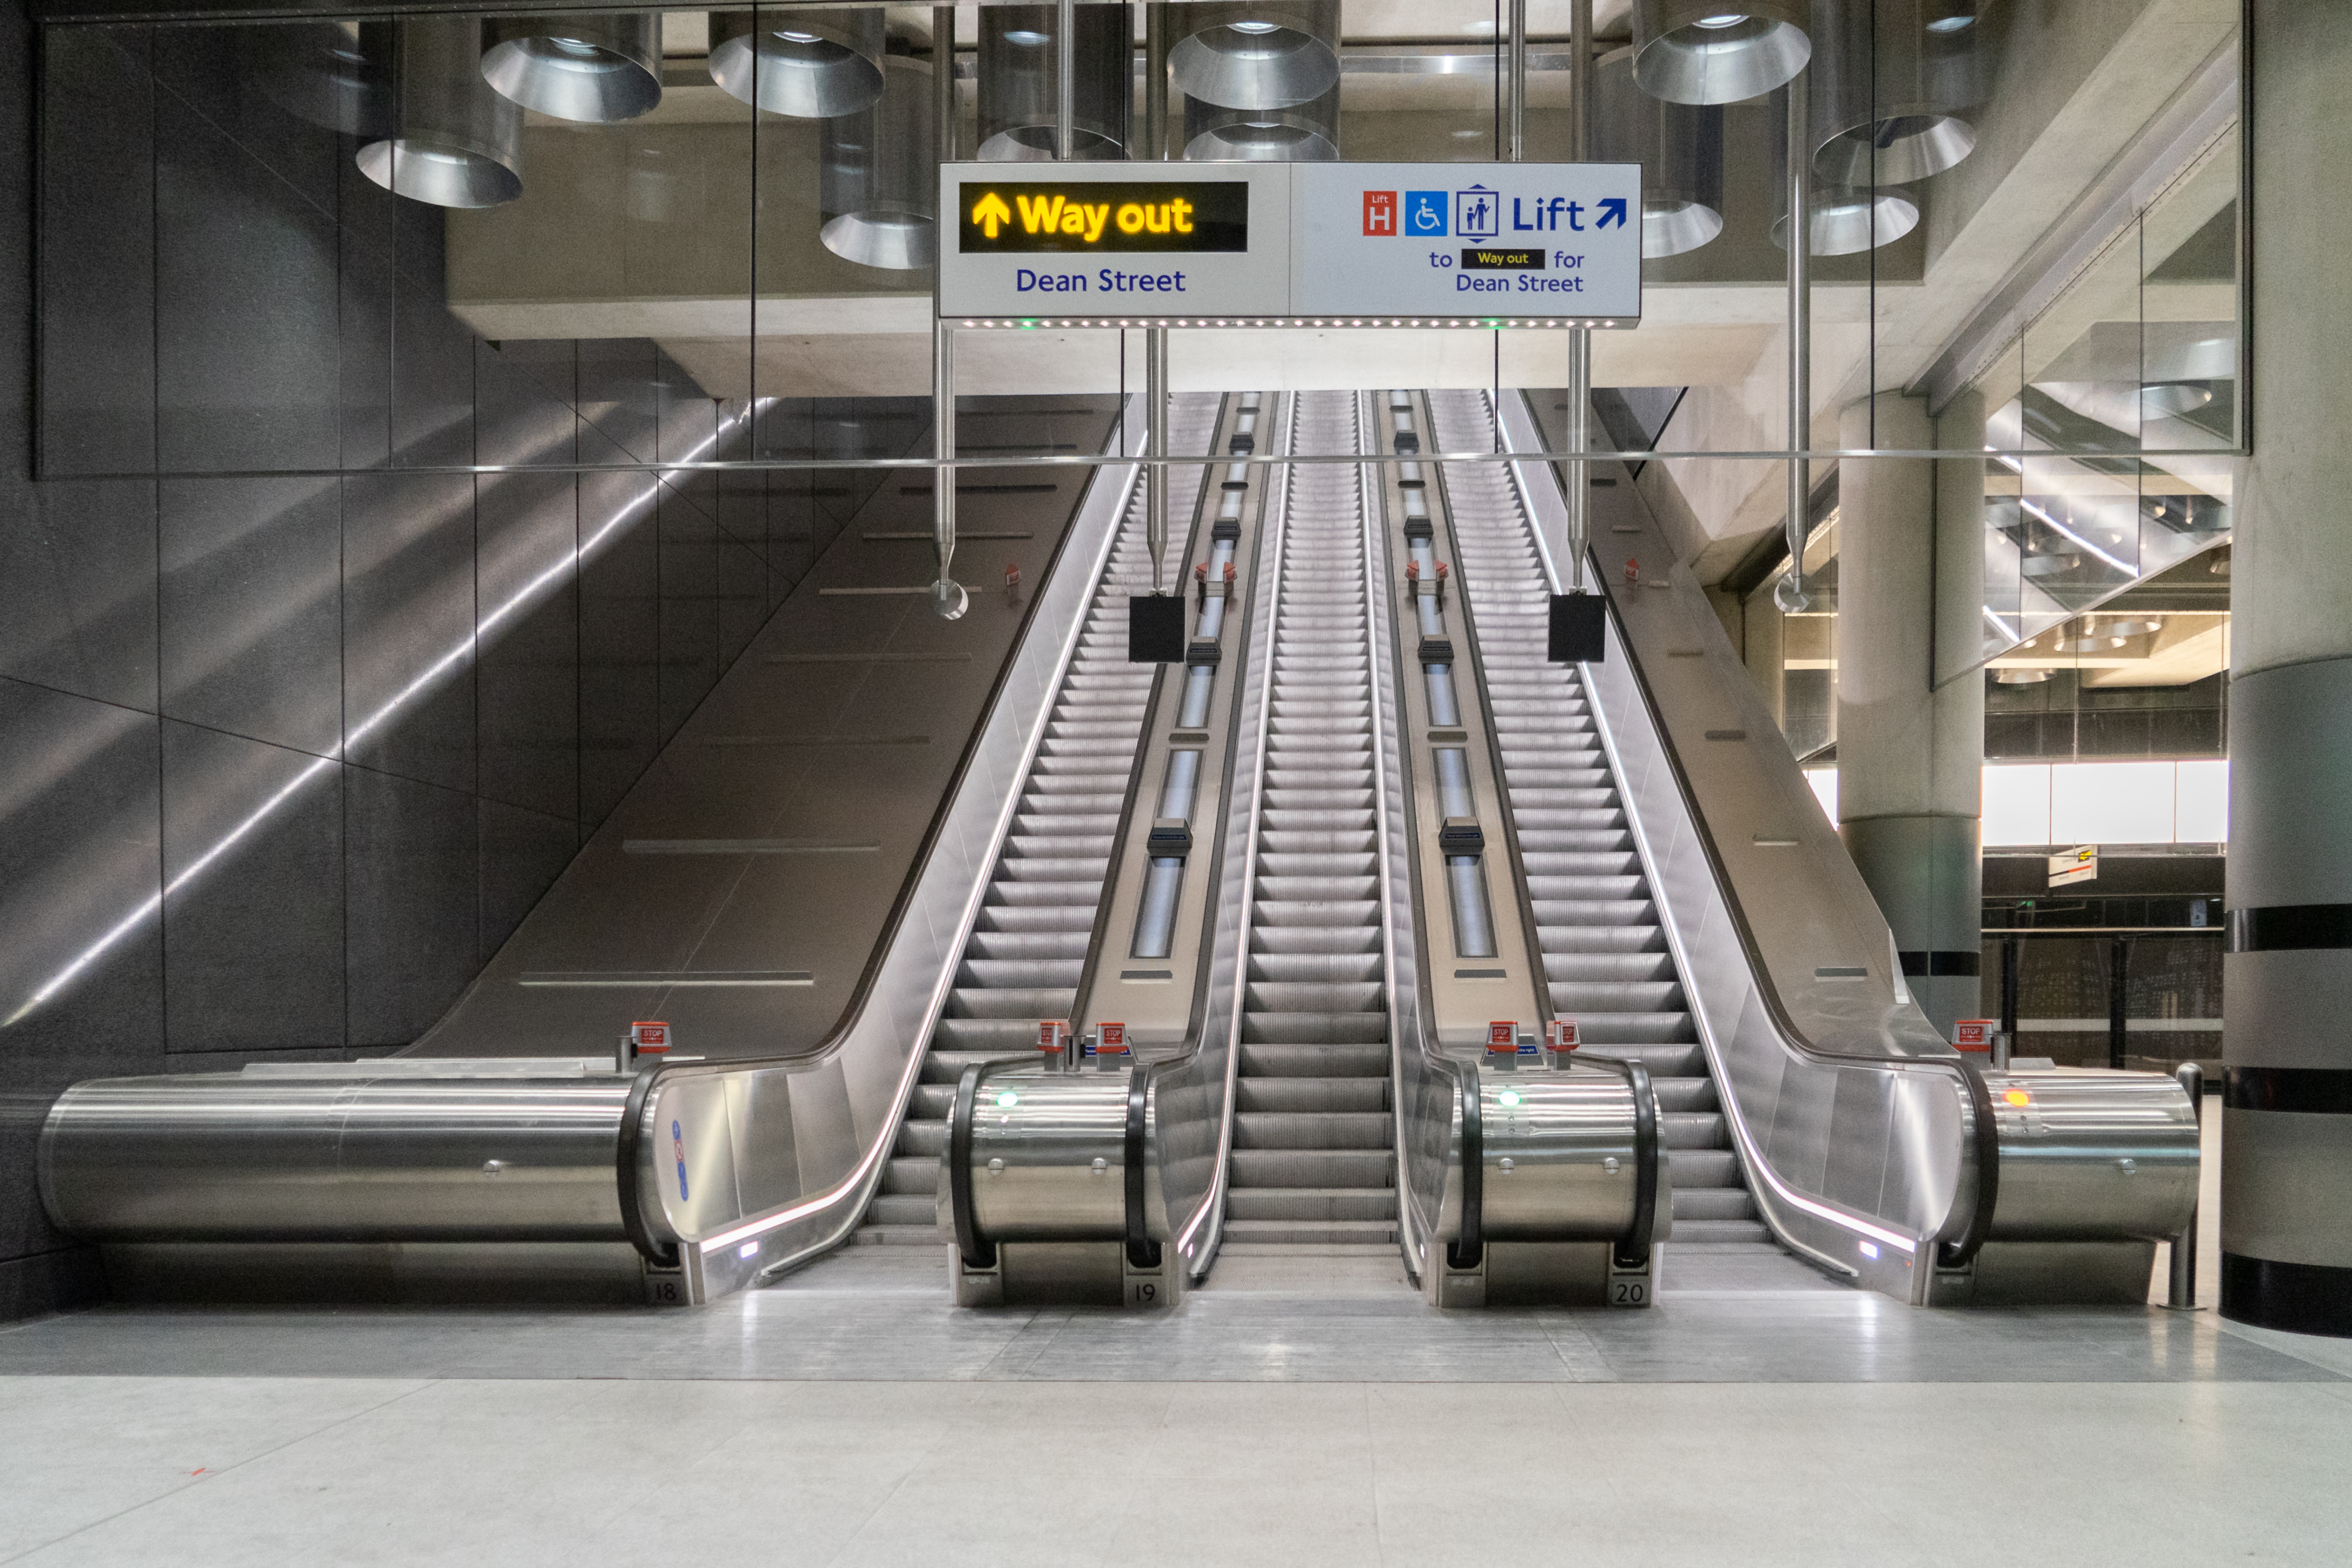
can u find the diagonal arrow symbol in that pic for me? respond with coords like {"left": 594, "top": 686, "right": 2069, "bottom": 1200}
{"left": 971, "top": 191, "right": 1012, "bottom": 239}
{"left": 1596, "top": 197, "right": 1628, "bottom": 231}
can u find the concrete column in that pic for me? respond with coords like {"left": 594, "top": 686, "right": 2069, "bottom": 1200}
{"left": 1834, "top": 393, "right": 1984, "bottom": 1036}
{"left": 2222, "top": 0, "right": 2352, "bottom": 1337}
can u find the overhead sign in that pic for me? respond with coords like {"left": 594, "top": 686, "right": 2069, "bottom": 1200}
{"left": 936, "top": 162, "right": 1642, "bottom": 327}
{"left": 939, "top": 163, "right": 1289, "bottom": 320}
{"left": 958, "top": 181, "right": 1248, "bottom": 253}
{"left": 2048, "top": 846, "right": 2098, "bottom": 888}
{"left": 1291, "top": 162, "right": 1642, "bottom": 319}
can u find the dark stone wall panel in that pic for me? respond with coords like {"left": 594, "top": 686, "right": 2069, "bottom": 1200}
{"left": 344, "top": 765, "right": 477, "bottom": 1047}
{"left": 154, "top": 89, "right": 340, "bottom": 473}
{"left": 159, "top": 475, "right": 342, "bottom": 756}
{"left": 38, "top": 26, "right": 154, "bottom": 477}
{"left": 342, "top": 472, "right": 477, "bottom": 792}
{"left": 0, "top": 679, "right": 166, "bottom": 1265}
{"left": 477, "top": 467, "right": 581, "bottom": 819}
{"left": 160, "top": 719, "right": 344, "bottom": 1053}
{"left": 479, "top": 798, "right": 578, "bottom": 962}
{"left": 0, "top": 478, "right": 158, "bottom": 711}
{"left": 578, "top": 459, "right": 662, "bottom": 824}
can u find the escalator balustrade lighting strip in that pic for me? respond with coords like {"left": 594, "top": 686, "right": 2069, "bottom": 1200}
{"left": 517, "top": 971, "right": 815, "bottom": 987}
{"left": 621, "top": 840, "right": 881, "bottom": 854}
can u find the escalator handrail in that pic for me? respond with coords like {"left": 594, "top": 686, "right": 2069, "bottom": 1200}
{"left": 1493, "top": 388, "right": 1995, "bottom": 1267}
{"left": 1125, "top": 1063, "right": 1162, "bottom": 1269}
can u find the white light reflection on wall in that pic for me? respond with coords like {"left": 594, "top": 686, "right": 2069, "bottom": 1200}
{"left": 6, "top": 403, "right": 768, "bottom": 1026}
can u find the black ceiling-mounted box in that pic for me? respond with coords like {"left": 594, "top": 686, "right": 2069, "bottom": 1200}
{"left": 1549, "top": 592, "right": 1606, "bottom": 664}
{"left": 1129, "top": 594, "right": 1188, "bottom": 663}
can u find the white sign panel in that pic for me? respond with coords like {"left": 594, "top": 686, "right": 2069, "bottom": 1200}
{"left": 2048, "top": 846, "right": 2099, "bottom": 887}
{"left": 935, "top": 162, "right": 1642, "bottom": 325}
{"left": 1291, "top": 162, "right": 1642, "bottom": 321}
{"left": 936, "top": 162, "right": 1291, "bottom": 320}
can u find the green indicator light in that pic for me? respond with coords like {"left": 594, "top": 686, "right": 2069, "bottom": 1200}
{"left": 995, "top": 1090, "right": 1019, "bottom": 1108}
{"left": 1497, "top": 1089, "right": 1521, "bottom": 1108}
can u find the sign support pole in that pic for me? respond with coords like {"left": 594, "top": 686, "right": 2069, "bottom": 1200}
{"left": 1055, "top": 0, "right": 1076, "bottom": 159}
{"left": 932, "top": 322, "right": 962, "bottom": 617}
{"left": 1144, "top": 3, "right": 1171, "bottom": 596}
{"left": 1783, "top": 65, "right": 1813, "bottom": 610}
{"left": 934, "top": 6, "right": 956, "bottom": 162}
{"left": 1563, "top": 0, "right": 1592, "bottom": 591}
{"left": 1147, "top": 328, "right": 1168, "bottom": 594}
{"left": 932, "top": 13, "right": 964, "bottom": 620}
{"left": 1506, "top": 0, "right": 1527, "bottom": 162}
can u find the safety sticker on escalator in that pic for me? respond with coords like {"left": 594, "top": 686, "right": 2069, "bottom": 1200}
{"left": 673, "top": 1119, "right": 689, "bottom": 1202}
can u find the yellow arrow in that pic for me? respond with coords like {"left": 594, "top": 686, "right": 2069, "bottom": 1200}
{"left": 971, "top": 191, "right": 1013, "bottom": 239}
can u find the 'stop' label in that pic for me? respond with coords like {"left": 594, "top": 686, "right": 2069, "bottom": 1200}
{"left": 958, "top": 181, "right": 1250, "bottom": 254}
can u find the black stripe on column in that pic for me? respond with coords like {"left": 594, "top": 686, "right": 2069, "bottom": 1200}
{"left": 1898, "top": 950, "right": 1982, "bottom": 978}
{"left": 2228, "top": 904, "right": 2352, "bottom": 952}
{"left": 2225, "top": 1067, "right": 2352, "bottom": 1114}
{"left": 2223, "top": 1253, "right": 2352, "bottom": 1338}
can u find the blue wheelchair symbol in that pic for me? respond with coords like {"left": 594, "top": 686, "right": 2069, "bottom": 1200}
{"left": 1404, "top": 191, "right": 1448, "bottom": 237}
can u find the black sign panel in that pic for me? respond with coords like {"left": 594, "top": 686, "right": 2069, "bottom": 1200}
{"left": 1548, "top": 592, "right": 1607, "bottom": 664}
{"left": 1460, "top": 248, "right": 1547, "bottom": 270}
{"left": 958, "top": 181, "right": 1250, "bottom": 254}
{"left": 1129, "top": 595, "right": 1189, "bottom": 663}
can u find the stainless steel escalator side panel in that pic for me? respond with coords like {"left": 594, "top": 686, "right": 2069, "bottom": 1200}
{"left": 961, "top": 1067, "right": 1135, "bottom": 1240}
{"left": 594, "top": 398, "right": 1155, "bottom": 1301}
{"left": 38, "top": 1076, "right": 634, "bottom": 1243}
{"left": 1472, "top": 1073, "right": 1643, "bottom": 1240}
{"left": 1493, "top": 391, "right": 2196, "bottom": 1302}
{"left": 1979, "top": 1067, "right": 2198, "bottom": 1242}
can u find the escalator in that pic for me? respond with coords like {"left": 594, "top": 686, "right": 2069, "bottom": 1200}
{"left": 37, "top": 381, "right": 2203, "bottom": 1315}
{"left": 1427, "top": 390, "right": 1764, "bottom": 1247}
{"left": 857, "top": 395, "right": 1219, "bottom": 1244}
{"left": 1225, "top": 390, "right": 1397, "bottom": 1252}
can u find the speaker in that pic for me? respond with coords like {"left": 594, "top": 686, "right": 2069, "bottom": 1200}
{"left": 1549, "top": 593, "right": 1607, "bottom": 663}
{"left": 1129, "top": 595, "right": 1188, "bottom": 662}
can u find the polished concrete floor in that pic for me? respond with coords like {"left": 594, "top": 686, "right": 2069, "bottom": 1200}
{"left": 5, "top": 1232, "right": 2350, "bottom": 1567}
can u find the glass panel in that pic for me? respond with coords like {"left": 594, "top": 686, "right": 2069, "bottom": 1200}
{"left": 2138, "top": 127, "right": 2238, "bottom": 581}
